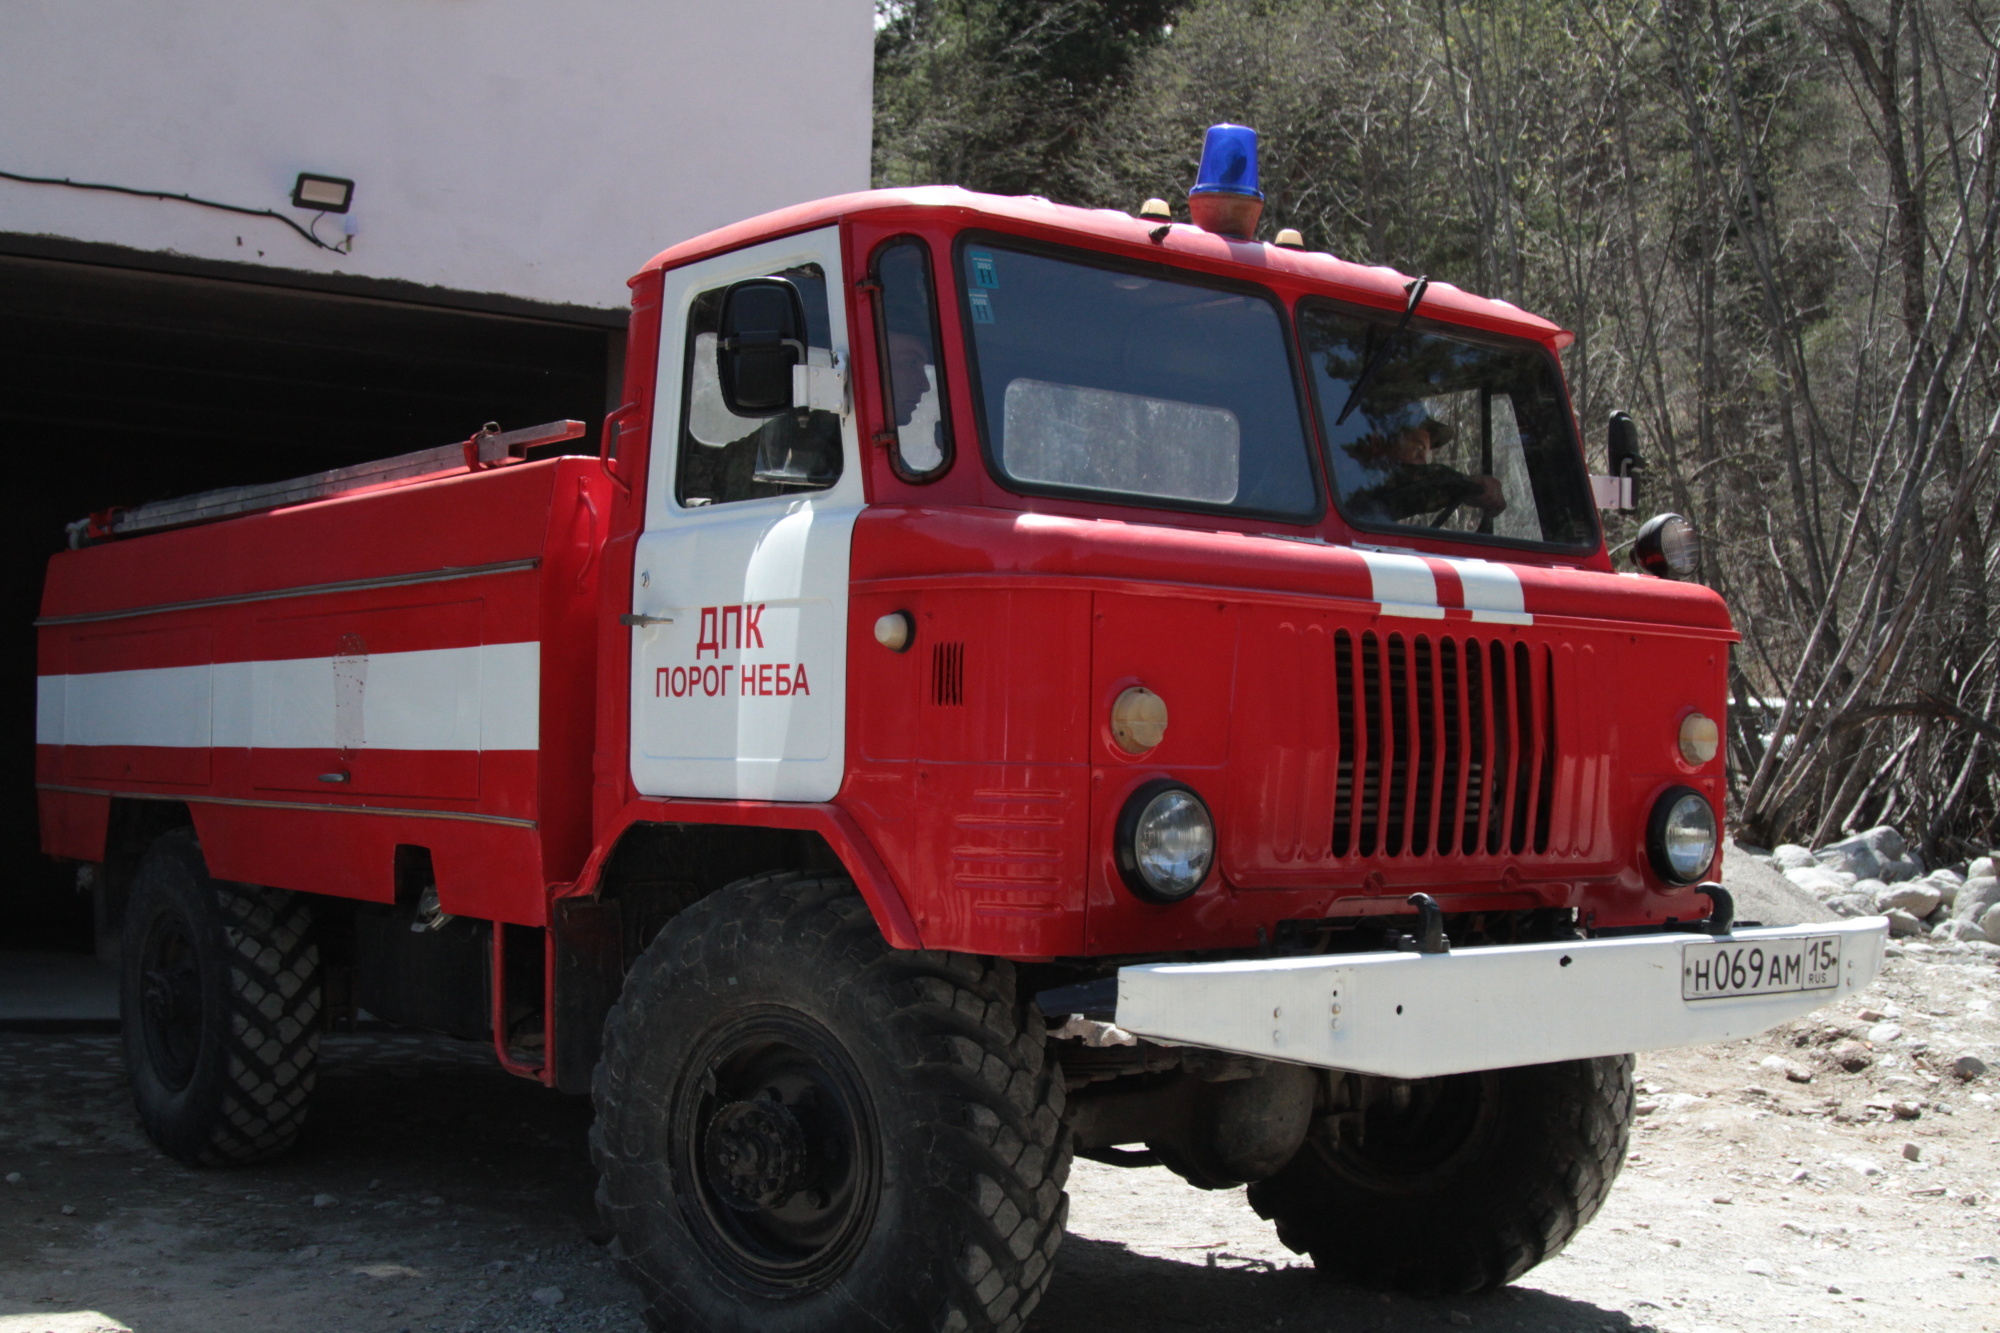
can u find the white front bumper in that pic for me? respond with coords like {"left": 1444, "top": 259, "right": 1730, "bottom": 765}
{"left": 1114, "top": 917, "right": 1888, "bottom": 1080}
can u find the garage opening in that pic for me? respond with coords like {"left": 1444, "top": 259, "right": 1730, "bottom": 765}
{"left": 2, "top": 248, "right": 624, "bottom": 946}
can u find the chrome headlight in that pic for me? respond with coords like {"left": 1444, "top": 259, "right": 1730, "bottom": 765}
{"left": 1647, "top": 787, "right": 1717, "bottom": 886}
{"left": 1633, "top": 513, "right": 1701, "bottom": 579}
{"left": 1115, "top": 781, "right": 1215, "bottom": 903}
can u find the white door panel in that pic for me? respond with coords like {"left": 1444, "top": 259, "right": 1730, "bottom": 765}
{"left": 629, "top": 226, "right": 859, "bottom": 802}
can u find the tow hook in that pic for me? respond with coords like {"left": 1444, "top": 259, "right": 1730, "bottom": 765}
{"left": 1695, "top": 883, "right": 1735, "bottom": 936}
{"left": 1393, "top": 893, "right": 1450, "bottom": 955}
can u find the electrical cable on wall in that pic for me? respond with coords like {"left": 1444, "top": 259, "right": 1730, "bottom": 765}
{"left": 0, "top": 169, "right": 351, "bottom": 253}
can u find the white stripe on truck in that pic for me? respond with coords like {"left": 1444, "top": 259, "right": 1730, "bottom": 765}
{"left": 37, "top": 642, "right": 540, "bottom": 751}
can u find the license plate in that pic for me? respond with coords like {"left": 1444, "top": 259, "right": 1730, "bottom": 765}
{"left": 1682, "top": 935, "right": 1841, "bottom": 1000}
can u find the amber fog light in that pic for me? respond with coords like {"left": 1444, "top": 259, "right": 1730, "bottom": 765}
{"left": 1679, "top": 713, "right": 1719, "bottom": 765}
{"left": 1115, "top": 781, "right": 1214, "bottom": 903}
{"left": 1111, "top": 686, "right": 1168, "bottom": 753}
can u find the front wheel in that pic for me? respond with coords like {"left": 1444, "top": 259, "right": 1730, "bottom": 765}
{"left": 1248, "top": 1056, "right": 1633, "bottom": 1296}
{"left": 591, "top": 873, "right": 1070, "bottom": 1333}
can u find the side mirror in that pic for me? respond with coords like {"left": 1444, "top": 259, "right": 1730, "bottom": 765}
{"left": 1591, "top": 411, "right": 1643, "bottom": 511}
{"left": 717, "top": 278, "right": 807, "bottom": 417}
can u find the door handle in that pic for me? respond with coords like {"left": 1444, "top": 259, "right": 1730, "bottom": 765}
{"left": 620, "top": 613, "right": 674, "bottom": 627}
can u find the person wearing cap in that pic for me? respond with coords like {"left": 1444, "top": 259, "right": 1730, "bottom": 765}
{"left": 1346, "top": 416, "right": 1507, "bottom": 524}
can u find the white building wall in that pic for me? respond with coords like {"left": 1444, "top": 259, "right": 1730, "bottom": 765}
{"left": 0, "top": 0, "right": 875, "bottom": 310}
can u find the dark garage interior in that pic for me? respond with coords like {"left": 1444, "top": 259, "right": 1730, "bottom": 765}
{"left": 1, "top": 240, "right": 623, "bottom": 950}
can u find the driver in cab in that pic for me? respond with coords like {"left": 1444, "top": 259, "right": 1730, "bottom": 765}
{"left": 1346, "top": 416, "right": 1506, "bottom": 526}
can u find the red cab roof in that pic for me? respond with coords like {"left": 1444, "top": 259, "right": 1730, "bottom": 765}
{"left": 637, "top": 186, "right": 1573, "bottom": 349}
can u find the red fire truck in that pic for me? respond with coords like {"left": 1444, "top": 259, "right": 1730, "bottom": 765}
{"left": 37, "top": 126, "right": 1883, "bottom": 1332}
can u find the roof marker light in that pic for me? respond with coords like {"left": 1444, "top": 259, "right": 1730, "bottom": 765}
{"left": 1188, "top": 123, "right": 1264, "bottom": 239}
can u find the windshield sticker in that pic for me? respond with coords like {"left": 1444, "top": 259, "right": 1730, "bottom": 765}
{"left": 970, "top": 252, "right": 999, "bottom": 288}
{"left": 969, "top": 291, "right": 995, "bottom": 324}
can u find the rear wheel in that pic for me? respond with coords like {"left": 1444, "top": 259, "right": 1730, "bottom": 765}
{"left": 120, "top": 829, "right": 322, "bottom": 1165}
{"left": 1247, "top": 1056, "right": 1633, "bottom": 1295}
{"left": 591, "top": 872, "right": 1071, "bottom": 1333}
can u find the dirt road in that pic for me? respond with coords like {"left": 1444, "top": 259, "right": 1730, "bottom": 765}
{"left": 2, "top": 944, "right": 1996, "bottom": 1333}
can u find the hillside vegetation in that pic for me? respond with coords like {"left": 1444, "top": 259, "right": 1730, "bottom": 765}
{"left": 876, "top": 0, "right": 2000, "bottom": 859}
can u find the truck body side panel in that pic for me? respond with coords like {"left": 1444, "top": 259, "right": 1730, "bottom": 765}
{"left": 36, "top": 458, "right": 608, "bottom": 927}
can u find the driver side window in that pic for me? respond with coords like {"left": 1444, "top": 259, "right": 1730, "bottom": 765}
{"left": 676, "top": 264, "right": 843, "bottom": 507}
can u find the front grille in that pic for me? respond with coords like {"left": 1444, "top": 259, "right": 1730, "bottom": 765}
{"left": 1330, "top": 631, "right": 1556, "bottom": 859}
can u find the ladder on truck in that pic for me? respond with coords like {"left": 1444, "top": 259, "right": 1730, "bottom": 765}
{"left": 68, "top": 420, "right": 586, "bottom": 548}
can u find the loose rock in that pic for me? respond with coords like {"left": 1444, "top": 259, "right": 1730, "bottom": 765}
{"left": 1969, "top": 856, "right": 1995, "bottom": 880}
{"left": 1954, "top": 877, "right": 2000, "bottom": 922}
{"left": 1772, "top": 844, "right": 1818, "bottom": 870}
{"left": 1817, "top": 840, "right": 1882, "bottom": 881}
{"left": 1952, "top": 1054, "right": 1989, "bottom": 1080}
{"left": 1861, "top": 824, "right": 1908, "bottom": 859}
{"left": 1877, "top": 883, "right": 1942, "bottom": 917}
{"left": 1883, "top": 908, "right": 1924, "bottom": 938}
{"left": 1788, "top": 866, "right": 1853, "bottom": 896}
{"left": 1831, "top": 1039, "right": 1873, "bottom": 1072}
{"left": 1867, "top": 1023, "right": 1903, "bottom": 1044}
{"left": 1903, "top": 1142, "right": 1921, "bottom": 1161}
{"left": 1923, "top": 870, "right": 1963, "bottom": 907}
{"left": 1758, "top": 1054, "right": 1813, "bottom": 1083}
{"left": 530, "top": 1286, "right": 564, "bottom": 1307}
{"left": 1981, "top": 903, "right": 2000, "bottom": 944}
{"left": 1879, "top": 859, "right": 1924, "bottom": 884}
{"left": 312, "top": 1193, "right": 338, "bottom": 1208}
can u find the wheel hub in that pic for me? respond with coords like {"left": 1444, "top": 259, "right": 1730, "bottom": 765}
{"left": 704, "top": 1096, "right": 811, "bottom": 1211}
{"left": 672, "top": 1007, "right": 881, "bottom": 1293}
{"left": 137, "top": 913, "right": 203, "bottom": 1091}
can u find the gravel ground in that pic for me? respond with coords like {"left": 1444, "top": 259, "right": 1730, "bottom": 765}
{"left": 2, "top": 948, "right": 1995, "bottom": 1333}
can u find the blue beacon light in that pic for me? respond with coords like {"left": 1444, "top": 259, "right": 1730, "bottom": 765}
{"left": 1188, "top": 123, "right": 1266, "bottom": 238}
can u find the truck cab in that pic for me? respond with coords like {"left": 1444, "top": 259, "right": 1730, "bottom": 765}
{"left": 604, "top": 183, "right": 1731, "bottom": 955}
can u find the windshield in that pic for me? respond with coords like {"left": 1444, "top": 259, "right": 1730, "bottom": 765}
{"left": 1298, "top": 299, "right": 1596, "bottom": 548}
{"left": 957, "top": 240, "right": 1320, "bottom": 520}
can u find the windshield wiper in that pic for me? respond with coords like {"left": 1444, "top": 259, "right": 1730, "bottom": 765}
{"left": 1333, "top": 275, "right": 1429, "bottom": 426}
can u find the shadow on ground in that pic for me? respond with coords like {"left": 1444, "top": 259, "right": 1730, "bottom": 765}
{"left": 1040, "top": 1236, "right": 1638, "bottom": 1332}
{"left": 0, "top": 1031, "right": 1638, "bottom": 1332}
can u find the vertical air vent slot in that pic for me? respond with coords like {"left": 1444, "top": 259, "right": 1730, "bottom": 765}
{"left": 930, "top": 641, "right": 965, "bottom": 707}
{"left": 1329, "top": 633, "right": 1558, "bottom": 860}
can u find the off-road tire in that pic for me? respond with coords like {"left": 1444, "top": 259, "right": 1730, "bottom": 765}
{"left": 591, "top": 872, "right": 1070, "bottom": 1333}
{"left": 1248, "top": 1056, "right": 1633, "bottom": 1296}
{"left": 120, "top": 828, "right": 321, "bottom": 1165}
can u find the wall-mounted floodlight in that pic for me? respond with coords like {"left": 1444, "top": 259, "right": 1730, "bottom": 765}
{"left": 291, "top": 173, "right": 354, "bottom": 213}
